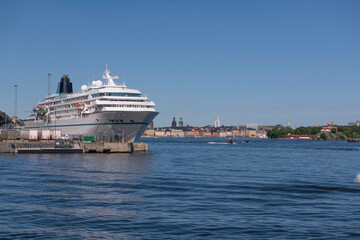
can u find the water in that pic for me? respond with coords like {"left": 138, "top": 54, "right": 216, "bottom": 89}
{"left": 1, "top": 138, "right": 360, "bottom": 239}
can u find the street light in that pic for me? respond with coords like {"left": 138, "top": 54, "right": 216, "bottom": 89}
{"left": 47, "top": 73, "right": 53, "bottom": 96}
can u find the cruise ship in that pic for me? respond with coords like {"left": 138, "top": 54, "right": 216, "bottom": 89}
{"left": 24, "top": 66, "right": 159, "bottom": 142}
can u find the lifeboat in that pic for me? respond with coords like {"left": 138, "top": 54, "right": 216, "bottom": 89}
{"left": 33, "top": 106, "right": 40, "bottom": 112}
{"left": 76, "top": 103, "right": 85, "bottom": 110}
{"left": 38, "top": 106, "right": 48, "bottom": 112}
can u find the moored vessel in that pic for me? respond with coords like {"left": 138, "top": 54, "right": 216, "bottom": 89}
{"left": 24, "top": 66, "right": 159, "bottom": 142}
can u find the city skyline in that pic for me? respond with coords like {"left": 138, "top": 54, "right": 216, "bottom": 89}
{"left": 0, "top": 1, "right": 359, "bottom": 127}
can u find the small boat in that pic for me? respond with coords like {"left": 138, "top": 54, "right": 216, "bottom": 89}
{"left": 226, "top": 138, "right": 233, "bottom": 144}
{"left": 242, "top": 140, "right": 250, "bottom": 143}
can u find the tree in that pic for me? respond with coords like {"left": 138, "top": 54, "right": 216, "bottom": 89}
{"left": 320, "top": 133, "right": 327, "bottom": 140}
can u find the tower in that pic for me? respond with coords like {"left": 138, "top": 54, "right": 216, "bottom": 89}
{"left": 286, "top": 115, "right": 291, "bottom": 128}
{"left": 214, "top": 116, "right": 221, "bottom": 128}
{"left": 172, "top": 117, "right": 177, "bottom": 128}
{"left": 179, "top": 116, "right": 183, "bottom": 127}
{"left": 14, "top": 84, "right": 17, "bottom": 117}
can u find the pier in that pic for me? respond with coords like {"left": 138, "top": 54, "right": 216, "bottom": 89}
{"left": 0, "top": 140, "right": 148, "bottom": 154}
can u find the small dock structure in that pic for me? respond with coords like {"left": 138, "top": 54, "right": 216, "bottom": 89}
{"left": 0, "top": 129, "right": 148, "bottom": 154}
{"left": 0, "top": 140, "right": 148, "bottom": 154}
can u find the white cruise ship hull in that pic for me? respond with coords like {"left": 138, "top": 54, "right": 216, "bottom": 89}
{"left": 24, "top": 111, "right": 158, "bottom": 142}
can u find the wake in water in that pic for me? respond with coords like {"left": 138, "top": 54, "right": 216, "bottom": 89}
{"left": 208, "top": 142, "right": 237, "bottom": 145}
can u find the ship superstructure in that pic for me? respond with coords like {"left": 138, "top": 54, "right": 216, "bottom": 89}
{"left": 25, "top": 66, "right": 159, "bottom": 142}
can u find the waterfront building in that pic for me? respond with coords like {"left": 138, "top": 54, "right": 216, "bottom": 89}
{"left": 285, "top": 134, "right": 314, "bottom": 140}
{"left": 171, "top": 117, "right": 177, "bottom": 128}
{"left": 147, "top": 129, "right": 155, "bottom": 136}
{"left": 214, "top": 116, "right": 221, "bottom": 128}
{"left": 203, "top": 131, "right": 212, "bottom": 137}
{"left": 211, "top": 132, "right": 219, "bottom": 137}
{"left": 240, "top": 130, "right": 246, "bottom": 137}
{"left": 246, "top": 129, "right": 257, "bottom": 138}
{"left": 257, "top": 130, "right": 268, "bottom": 138}
{"left": 184, "top": 131, "right": 194, "bottom": 137}
{"left": 232, "top": 130, "right": 241, "bottom": 137}
{"left": 226, "top": 131, "right": 232, "bottom": 137}
{"left": 171, "top": 129, "right": 184, "bottom": 137}
{"left": 219, "top": 131, "right": 226, "bottom": 138}
{"left": 194, "top": 130, "right": 201, "bottom": 136}
{"left": 155, "top": 130, "right": 166, "bottom": 137}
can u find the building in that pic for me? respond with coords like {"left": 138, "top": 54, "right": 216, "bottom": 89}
{"left": 246, "top": 124, "right": 259, "bottom": 130}
{"left": 219, "top": 131, "right": 226, "bottom": 138}
{"left": 321, "top": 122, "right": 337, "bottom": 133}
{"left": 179, "top": 116, "right": 183, "bottom": 127}
{"left": 184, "top": 131, "right": 194, "bottom": 137}
{"left": 155, "top": 130, "right": 166, "bottom": 137}
{"left": 149, "top": 121, "right": 154, "bottom": 128}
{"left": 171, "top": 117, "right": 177, "bottom": 128}
{"left": 246, "top": 129, "right": 257, "bottom": 138}
{"left": 214, "top": 116, "right": 221, "bottom": 128}
{"left": 257, "top": 129, "right": 268, "bottom": 139}
{"left": 211, "top": 131, "right": 219, "bottom": 137}
{"left": 349, "top": 121, "right": 360, "bottom": 127}
{"left": 203, "top": 131, "right": 212, "bottom": 137}
{"left": 285, "top": 134, "right": 314, "bottom": 140}
{"left": 232, "top": 130, "right": 241, "bottom": 137}
{"left": 146, "top": 129, "right": 155, "bottom": 136}
{"left": 171, "top": 129, "right": 184, "bottom": 137}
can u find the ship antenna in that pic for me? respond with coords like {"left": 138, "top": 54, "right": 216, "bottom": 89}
{"left": 102, "top": 64, "right": 118, "bottom": 86}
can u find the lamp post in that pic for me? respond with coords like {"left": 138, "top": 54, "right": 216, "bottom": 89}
{"left": 47, "top": 73, "right": 53, "bottom": 96}
{"left": 14, "top": 84, "right": 17, "bottom": 118}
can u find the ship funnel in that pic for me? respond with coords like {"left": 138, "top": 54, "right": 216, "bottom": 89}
{"left": 57, "top": 74, "right": 73, "bottom": 94}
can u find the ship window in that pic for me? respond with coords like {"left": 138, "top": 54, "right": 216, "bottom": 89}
{"left": 119, "top": 119, "right": 123, "bottom": 122}
{"left": 96, "top": 119, "right": 99, "bottom": 122}
{"left": 115, "top": 120, "right": 119, "bottom": 122}
{"left": 111, "top": 120, "right": 115, "bottom": 122}
{"left": 130, "top": 120, "right": 134, "bottom": 123}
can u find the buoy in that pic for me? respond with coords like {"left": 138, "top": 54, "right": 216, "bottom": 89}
{"left": 354, "top": 173, "right": 360, "bottom": 184}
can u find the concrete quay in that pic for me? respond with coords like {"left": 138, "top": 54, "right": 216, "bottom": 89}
{"left": 0, "top": 140, "right": 148, "bottom": 154}
{"left": 81, "top": 142, "right": 148, "bottom": 153}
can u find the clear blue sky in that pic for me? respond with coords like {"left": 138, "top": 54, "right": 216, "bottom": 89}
{"left": 0, "top": 0, "right": 359, "bottom": 127}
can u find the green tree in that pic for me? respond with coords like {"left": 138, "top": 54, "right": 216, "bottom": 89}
{"left": 320, "top": 133, "right": 327, "bottom": 140}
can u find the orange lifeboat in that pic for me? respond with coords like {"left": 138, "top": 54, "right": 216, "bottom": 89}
{"left": 76, "top": 103, "right": 85, "bottom": 110}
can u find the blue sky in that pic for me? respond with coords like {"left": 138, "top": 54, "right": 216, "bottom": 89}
{"left": 0, "top": 0, "right": 359, "bottom": 127}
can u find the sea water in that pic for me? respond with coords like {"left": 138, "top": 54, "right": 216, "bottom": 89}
{"left": 0, "top": 138, "right": 360, "bottom": 239}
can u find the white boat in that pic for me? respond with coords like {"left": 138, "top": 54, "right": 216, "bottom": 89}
{"left": 24, "top": 66, "right": 159, "bottom": 142}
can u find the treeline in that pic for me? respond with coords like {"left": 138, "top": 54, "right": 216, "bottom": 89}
{"left": 267, "top": 126, "right": 322, "bottom": 139}
{"left": 267, "top": 125, "right": 360, "bottom": 139}
{"left": 337, "top": 126, "right": 360, "bottom": 139}
{"left": 0, "top": 111, "right": 11, "bottom": 127}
